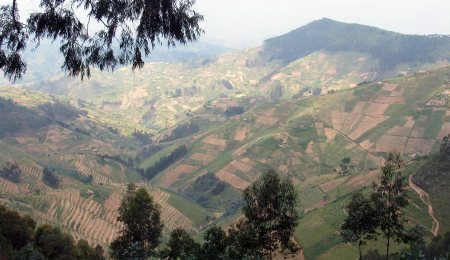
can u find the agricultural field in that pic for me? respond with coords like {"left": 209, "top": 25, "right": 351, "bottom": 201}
{"left": 0, "top": 46, "right": 449, "bottom": 256}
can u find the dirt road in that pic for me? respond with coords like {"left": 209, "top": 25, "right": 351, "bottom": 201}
{"left": 408, "top": 173, "right": 440, "bottom": 236}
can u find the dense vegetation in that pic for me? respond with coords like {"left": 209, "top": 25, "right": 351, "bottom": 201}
{"left": 413, "top": 135, "right": 450, "bottom": 233}
{"left": 0, "top": 162, "right": 21, "bottom": 183}
{"left": 111, "top": 170, "right": 300, "bottom": 259}
{"left": 184, "top": 172, "right": 229, "bottom": 207}
{"left": 224, "top": 106, "right": 245, "bottom": 117}
{"left": 139, "top": 145, "right": 188, "bottom": 180}
{"left": 0, "top": 205, "right": 104, "bottom": 259}
{"left": 0, "top": 97, "right": 51, "bottom": 138}
{"left": 161, "top": 123, "right": 200, "bottom": 142}
{"left": 263, "top": 18, "right": 450, "bottom": 70}
{"left": 42, "top": 167, "right": 61, "bottom": 188}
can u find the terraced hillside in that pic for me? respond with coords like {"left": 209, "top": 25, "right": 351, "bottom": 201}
{"left": 1, "top": 19, "right": 450, "bottom": 257}
{"left": 19, "top": 20, "right": 450, "bottom": 134}
{"left": 0, "top": 89, "right": 212, "bottom": 247}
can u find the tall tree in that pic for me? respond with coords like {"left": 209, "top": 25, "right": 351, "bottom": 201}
{"left": 340, "top": 191, "right": 378, "bottom": 260}
{"left": 160, "top": 228, "right": 201, "bottom": 259}
{"left": 110, "top": 183, "right": 164, "bottom": 259}
{"left": 0, "top": 0, "right": 203, "bottom": 81}
{"left": 371, "top": 152, "right": 409, "bottom": 260}
{"left": 33, "top": 224, "right": 77, "bottom": 259}
{"left": 200, "top": 226, "right": 229, "bottom": 260}
{"left": 0, "top": 205, "right": 36, "bottom": 258}
{"left": 238, "top": 169, "right": 300, "bottom": 259}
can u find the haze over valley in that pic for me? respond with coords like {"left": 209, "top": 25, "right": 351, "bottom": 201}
{"left": 1, "top": 5, "right": 450, "bottom": 259}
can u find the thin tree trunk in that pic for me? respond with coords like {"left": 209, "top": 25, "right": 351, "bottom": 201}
{"left": 386, "top": 235, "right": 390, "bottom": 260}
{"left": 358, "top": 241, "right": 362, "bottom": 260}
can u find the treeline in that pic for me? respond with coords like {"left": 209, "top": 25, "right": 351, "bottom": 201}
{"left": 138, "top": 145, "right": 187, "bottom": 180}
{"left": 263, "top": 18, "right": 450, "bottom": 70}
{"left": 111, "top": 171, "right": 300, "bottom": 259}
{"left": 0, "top": 162, "right": 21, "bottom": 183}
{"left": 42, "top": 168, "right": 61, "bottom": 188}
{"left": 0, "top": 205, "right": 104, "bottom": 260}
{"left": 161, "top": 123, "right": 200, "bottom": 142}
{"left": 184, "top": 172, "right": 228, "bottom": 207}
{"left": 224, "top": 106, "right": 244, "bottom": 117}
{"left": 132, "top": 129, "right": 152, "bottom": 145}
{"left": 0, "top": 97, "right": 52, "bottom": 138}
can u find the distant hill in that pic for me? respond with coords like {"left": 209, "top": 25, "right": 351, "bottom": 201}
{"left": 263, "top": 18, "right": 450, "bottom": 70}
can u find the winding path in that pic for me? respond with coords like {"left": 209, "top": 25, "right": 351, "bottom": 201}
{"left": 408, "top": 173, "right": 440, "bottom": 236}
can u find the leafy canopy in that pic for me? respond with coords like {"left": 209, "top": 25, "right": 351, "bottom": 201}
{"left": 233, "top": 169, "right": 300, "bottom": 259}
{"left": 0, "top": 0, "right": 203, "bottom": 81}
{"left": 110, "top": 183, "right": 164, "bottom": 259}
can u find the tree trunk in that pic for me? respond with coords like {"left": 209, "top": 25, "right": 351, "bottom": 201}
{"left": 358, "top": 241, "right": 362, "bottom": 260}
{"left": 386, "top": 235, "right": 390, "bottom": 260}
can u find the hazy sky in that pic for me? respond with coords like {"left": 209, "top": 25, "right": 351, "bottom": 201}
{"left": 17, "top": 0, "right": 450, "bottom": 49}
{"left": 194, "top": 0, "right": 450, "bottom": 48}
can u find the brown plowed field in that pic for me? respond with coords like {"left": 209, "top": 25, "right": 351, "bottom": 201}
{"left": 190, "top": 153, "right": 216, "bottom": 164}
{"left": 438, "top": 122, "right": 450, "bottom": 140}
{"left": 203, "top": 135, "right": 227, "bottom": 148}
{"left": 364, "top": 102, "right": 390, "bottom": 117}
{"left": 387, "top": 126, "right": 411, "bottom": 137}
{"left": 376, "top": 135, "right": 408, "bottom": 154}
{"left": 324, "top": 128, "right": 338, "bottom": 143}
{"left": 330, "top": 111, "right": 349, "bottom": 131}
{"left": 161, "top": 164, "right": 198, "bottom": 188}
{"left": 405, "top": 138, "right": 435, "bottom": 155}
{"left": 234, "top": 128, "right": 249, "bottom": 141}
{"left": 348, "top": 115, "right": 389, "bottom": 140}
{"left": 410, "top": 127, "right": 425, "bottom": 138}
{"left": 319, "top": 177, "right": 349, "bottom": 193}
{"left": 215, "top": 169, "right": 250, "bottom": 190}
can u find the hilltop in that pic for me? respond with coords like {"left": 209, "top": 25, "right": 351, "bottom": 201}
{"left": 263, "top": 18, "right": 450, "bottom": 72}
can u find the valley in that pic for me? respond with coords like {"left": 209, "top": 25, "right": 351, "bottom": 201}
{"left": 1, "top": 18, "right": 450, "bottom": 258}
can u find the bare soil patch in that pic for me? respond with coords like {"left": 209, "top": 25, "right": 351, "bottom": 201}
{"left": 404, "top": 116, "right": 415, "bottom": 129}
{"left": 324, "top": 128, "right": 338, "bottom": 143}
{"left": 405, "top": 138, "right": 436, "bottom": 155}
{"left": 330, "top": 111, "right": 349, "bottom": 131}
{"left": 215, "top": 170, "right": 250, "bottom": 190}
{"left": 291, "top": 177, "right": 301, "bottom": 186}
{"left": 305, "top": 200, "right": 327, "bottom": 213}
{"left": 0, "top": 178, "right": 20, "bottom": 194}
{"left": 359, "top": 139, "right": 374, "bottom": 150}
{"left": 410, "top": 127, "right": 425, "bottom": 138}
{"left": 348, "top": 115, "right": 389, "bottom": 140}
{"left": 203, "top": 135, "right": 227, "bottom": 148}
{"left": 326, "top": 68, "right": 337, "bottom": 75}
{"left": 234, "top": 128, "right": 249, "bottom": 141}
{"left": 382, "top": 83, "right": 398, "bottom": 92}
{"left": 365, "top": 102, "right": 390, "bottom": 117}
{"left": 231, "top": 160, "right": 253, "bottom": 173}
{"left": 256, "top": 115, "right": 278, "bottom": 126}
{"left": 319, "top": 177, "right": 349, "bottom": 193}
{"left": 191, "top": 153, "right": 216, "bottom": 164}
{"left": 376, "top": 135, "right": 408, "bottom": 154}
{"left": 346, "top": 170, "right": 379, "bottom": 188}
{"left": 438, "top": 122, "right": 450, "bottom": 140}
{"left": 161, "top": 164, "right": 198, "bottom": 188}
{"left": 387, "top": 125, "right": 411, "bottom": 137}
{"left": 374, "top": 95, "right": 404, "bottom": 104}
{"left": 277, "top": 165, "right": 289, "bottom": 174}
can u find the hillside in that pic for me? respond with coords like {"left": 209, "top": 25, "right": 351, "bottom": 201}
{"left": 412, "top": 135, "right": 450, "bottom": 234}
{"left": 263, "top": 18, "right": 450, "bottom": 72}
{"left": 0, "top": 88, "right": 213, "bottom": 247}
{"left": 0, "top": 19, "right": 450, "bottom": 257}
